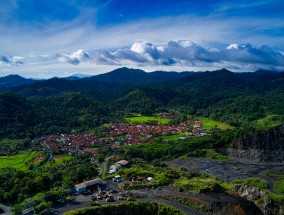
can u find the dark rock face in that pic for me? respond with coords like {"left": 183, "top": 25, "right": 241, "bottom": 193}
{"left": 230, "top": 125, "right": 284, "bottom": 162}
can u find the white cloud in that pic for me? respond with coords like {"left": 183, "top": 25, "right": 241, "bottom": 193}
{"left": 113, "top": 49, "right": 148, "bottom": 64}
{"left": 10, "top": 56, "right": 24, "bottom": 65}
{"left": 0, "top": 55, "right": 24, "bottom": 65}
{"left": 70, "top": 50, "right": 90, "bottom": 60}
{"left": 227, "top": 43, "right": 239, "bottom": 49}
{"left": 58, "top": 54, "right": 80, "bottom": 65}
{"left": 57, "top": 49, "right": 90, "bottom": 65}
{"left": 1, "top": 40, "right": 284, "bottom": 78}
{"left": 1, "top": 12, "right": 284, "bottom": 58}
{"left": 220, "top": 43, "right": 284, "bottom": 66}
{"left": 131, "top": 41, "right": 160, "bottom": 59}
{"left": 55, "top": 40, "right": 284, "bottom": 70}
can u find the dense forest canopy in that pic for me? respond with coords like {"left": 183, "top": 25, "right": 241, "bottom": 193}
{"left": 0, "top": 68, "right": 284, "bottom": 139}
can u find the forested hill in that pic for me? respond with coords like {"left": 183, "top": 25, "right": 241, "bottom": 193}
{"left": 3, "top": 68, "right": 283, "bottom": 97}
{"left": 6, "top": 77, "right": 133, "bottom": 100}
{"left": 88, "top": 67, "right": 192, "bottom": 84}
{"left": 0, "top": 74, "right": 36, "bottom": 90}
{"left": 0, "top": 68, "right": 283, "bottom": 139}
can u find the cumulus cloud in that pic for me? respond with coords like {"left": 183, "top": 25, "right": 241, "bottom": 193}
{"left": 0, "top": 55, "right": 24, "bottom": 65}
{"left": 70, "top": 50, "right": 90, "bottom": 60}
{"left": 54, "top": 40, "right": 284, "bottom": 72}
{"left": 115, "top": 40, "right": 284, "bottom": 69}
{"left": 57, "top": 50, "right": 90, "bottom": 65}
{"left": 223, "top": 43, "right": 284, "bottom": 66}
{"left": 113, "top": 49, "right": 148, "bottom": 64}
{"left": 131, "top": 41, "right": 160, "bottom": 60}
{"left": 10, "top": 56, "right": 24, "bottom": 65}
{"left": 58, "top": 54, "right": 80, "bottom": 65}
{"left": 2, "top": 40, "right": 284, "bottom": 75}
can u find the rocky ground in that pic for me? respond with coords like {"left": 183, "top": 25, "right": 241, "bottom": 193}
{"left": 49, "top": 157, "right": 283, "bottom": 215}
{"left": 50, "top": 188, "right": 203, "bottom": 215}
{"left": 50, "top": 185, "right": 265, "bottom": 215}
{"left": 166, "top": 157, "right": 284, "bottom": 189}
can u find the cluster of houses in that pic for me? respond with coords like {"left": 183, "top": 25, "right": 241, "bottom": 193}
{"left": 41, "top": 119, "right": 207, "bottom": 155}
{"left": 42, "top": 133, "right": 100, "bottom": 155}
{"left": 109, "top": 123, "right": 188, "bottom": 137}
{"left": 187, "top": 119, "right": 207, "bottom": 137}
{"left": 109, "top": 119, "right": 206, "bottom": 145}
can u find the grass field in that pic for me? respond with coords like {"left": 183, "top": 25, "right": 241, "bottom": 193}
{"left": 274, "top": 180, "right": 284, "bottom": 193}
{"left": 124, "top": 114, "right": 171, "bottom": 125}
{"left": 199, "top": 117, "right": 233, "bottom": 130}
{"left": 206, "top": 149, "right": 229, "bottom": 162}
{"left": 252, "top": 115, "right": 283, "bottom": 129}
{"left": 157, "top": 133, "right": 187, "bottom": 140}
{"left": 46, "top": 155, "right": 73, "bottom": 167}
{"left": 0, "top": 151, "right": 37, "bottom": 171}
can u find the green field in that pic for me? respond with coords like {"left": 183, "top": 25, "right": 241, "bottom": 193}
{"left": 0, "top": 151, "right": 37, "bottom": 171}
{"left": 252, "top": 115, "right": 283, "bottom": 129}
{"left": 199, "top": 117, "right": 233, "bottom": 130}
{"left": 157, "top": 133, "right": 187, "bottom": 141}
{"left": 124, "top": 114, "right": 171, "bottom": 125}
{"left": 46, "top": 155, "right": 73, "bottom": 167}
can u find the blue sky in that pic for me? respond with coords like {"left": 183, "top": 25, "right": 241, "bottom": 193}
{"left": 0, "top": 0, "right": 283, "bottom": 78}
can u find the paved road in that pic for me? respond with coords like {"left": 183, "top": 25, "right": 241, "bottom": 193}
{"left": 0, "top": 203, "right": 11, "bottom": 215}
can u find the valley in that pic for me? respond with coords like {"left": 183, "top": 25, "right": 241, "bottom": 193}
{"left": 1, "top": 0, "right": 283, "bottom": 214}
{"left": 0, "top": 68, "right": 283, "bottom": 215}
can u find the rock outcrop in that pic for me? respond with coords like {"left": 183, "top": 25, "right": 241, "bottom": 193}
{"left": 235, "top": 184, "right": 284, "bottom": 215}
{"left": 228, "top": 125, "right": 284, "bottom": 162}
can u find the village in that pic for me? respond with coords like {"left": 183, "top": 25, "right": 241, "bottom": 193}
{"left": 41, "top": 114, "right": 208, "bottom": 155}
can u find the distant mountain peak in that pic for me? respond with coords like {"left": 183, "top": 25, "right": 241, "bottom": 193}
{"left": 111, "top": 67, "right": 146, "bottom": 74}
{"left": 1, "top": 74, "right": 25, "bottom": 79}
{"left": 214, "top": 68, "right": 232, "bottom": 73}
{"left": 86, "top": 67, "right": 191, "bottom": 85}
{"left": 0, "top": 74, "right": 36, "bottom": 90}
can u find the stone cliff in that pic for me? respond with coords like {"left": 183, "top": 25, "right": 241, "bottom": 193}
{"left": 235, "top": 184, "right": 284, "bottom": 215}
{"left": 228, "top": 125, "right": 284, "bottom": 162}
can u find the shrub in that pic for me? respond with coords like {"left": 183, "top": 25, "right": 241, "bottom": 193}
{"left": 232, "top": 178, "right": 268, "bottom": 189}
{"left": 267, "top": 192, "right": 284, "bottom": 203}
{"left": 117, "top": 164, "right": 175, "bottom": 189}
{"left": 63, "top": 202, "right": 185, "bottom": 215}
{"left": 273, "top": 180, "right": 284, "bottom": 194}
{"left": 174, "top": 177, "right": 224, "bottom": 193}
{"left": 90, "top": 202, "right": 100, "bottom": 206}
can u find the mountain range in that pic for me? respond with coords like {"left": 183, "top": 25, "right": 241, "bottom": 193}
{"left": 0, "top": 66, "right": 283, "bottom": 141}
{"left": 0, "top": 74, "right": 36, "bottom": 91}
{"left": 0, "top": 67, "right": 282, "bottom": 96}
